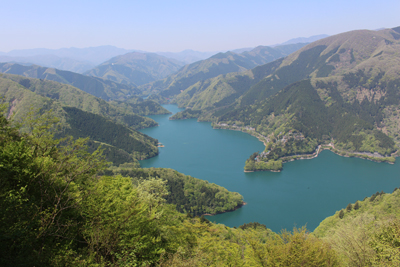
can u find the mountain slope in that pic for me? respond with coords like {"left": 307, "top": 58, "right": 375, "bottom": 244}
{"left": 277, "top": 34, "right": 329, "bottom": 46}
{"left": 0, "top": 62, "right": 140, "bottom": 101}
{"left": 0, "top": 73, "right": 157, "bottom": 130}
{"left": 156, "top": 49, "right": 220, "bottom": 64}
{"left": 140, "top": 43, "right": 307, "bottom": 99}
{"left": 85, "top": 52, "right": 185, "bottom": 86}
{"left": 173, "top": 27, "right": 400, "bottom": 168}
{"left": 4, "top": 45, "right": 136, "bottom": 65}
{"left": 0, "top": 55, "right": 94, "bottom": 73}
{"left": 0, "top": 76, "right": 158, "bottom": 164}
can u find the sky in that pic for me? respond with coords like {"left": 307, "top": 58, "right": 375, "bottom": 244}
{"left": 1, "top": 0, "right": 399, "bottom": 53}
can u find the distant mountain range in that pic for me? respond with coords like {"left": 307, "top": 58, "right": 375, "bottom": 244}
{"left": 156, "top": 50, "right": 220, "bottom": 64}
{"left": 85, "top": 52, "right": 185, "bottom": 86}
{"left": 139, "top": 43, "right": 308, "bottom": 98}
{"left": 0, "top": 34, "right": 328, "bottom": 72}
{"left": 0, "top": 55, "right": 94, "bottom": 73}
{"left": 0, "top": 62, "right": 140, "bottom": 101}
{"left": 274, "top": 34, "right": 329, "bottom": 46}
{"left": 2, "top": 46, "right": 138, "bottom": 65}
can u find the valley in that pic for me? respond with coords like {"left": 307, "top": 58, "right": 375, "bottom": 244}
{"left": 2, "top": 23, "right": 400, "bottom": 266}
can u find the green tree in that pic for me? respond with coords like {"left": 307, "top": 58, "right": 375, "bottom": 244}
{"left": 346, "top": 203, "right": 353, "bottom": 212}
{"left": 339, "top": 209, "right": 345, "bottom": 219}
{"left": 0, "top": 107, "right": 106, "bottom": 266}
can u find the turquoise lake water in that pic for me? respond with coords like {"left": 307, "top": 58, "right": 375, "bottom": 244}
{"left": 140, "top": 105, "right": 400, "bottom": 233}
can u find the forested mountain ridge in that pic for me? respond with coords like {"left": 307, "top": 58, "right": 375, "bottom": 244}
{"left": 110, "top": 95, "right": 171, "bottom": 116}
{"left": 0, "top": 62, "right": 140, "bottom": 101}
{"left": 313, "top": 188, "right": 400, "bottom": 266}
{"left": 0, "top": 75, "right": 159, "bottom": 164}
{"left": 0, "top": 73, "right": 158, "bottom": 130}
{"left": 85, "top": 52, "right": 185, "bottom": 86}
{"left": 171, "top": 27, "right": 400, "bottom": 169}
{"left": 138, "top": 43, "right": 308, "bottom": 98}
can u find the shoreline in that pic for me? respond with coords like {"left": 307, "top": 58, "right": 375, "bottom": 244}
{"left": 203, "top": 201, "right": 247, "bottom": 216}
{"left": 213, "top": 124, "right": 397, "bottom": 166}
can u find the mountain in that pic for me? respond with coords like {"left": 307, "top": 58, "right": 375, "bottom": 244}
{"left": 312, "top": 189, "right": 400, "bottom": 266}
{"left": 275, "top": 34, "right": 329, "bottom": 46}
{"left": 85, "top": 52, "right": 185, "bottom": 86}
{"left": 0, "top": 55, "right": 94, "bottom": 73}
{"left": 109, "top": 95, "right": 171, "bottom": 116}
{"left": 0, "top": 62, "right": 140, "bottom": 101}
{"left": 0, "top": 75, "right": 159, "bottom": 165}
{"left": 4, "top": 45, "right": 137, "bottom": 65}
{"left": 156, "top": 49, "right": 220, "bottom": 64}
{"left": 0, "top": 73, "right": 157, "bottom": 130}
{"left": 170, "top": 27, "right": 400, "bottom": 169}
{"left": 140, "top": 43, "right": 308, "bottom": 99}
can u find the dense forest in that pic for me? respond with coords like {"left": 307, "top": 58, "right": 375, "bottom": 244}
{"left": 217, "top": 78, "right": 397, "bottom": 169}
{"left": 61, "top": 106, "right": 159, "bottom": 161}
{"left": 1, "top": 73, "right": 158, "bottom": 130}
{"left": 2, "top": 104, "right": 400, "bottom": 266}
{"left": 107, "top": 166, "right": 244, "bottom": 216}
{"left": 111, "top": 96, "right": 171, "bottom": 116}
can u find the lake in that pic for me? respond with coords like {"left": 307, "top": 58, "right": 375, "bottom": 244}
{"left": 140, "top": 105, "right": 400, "bottom": 233}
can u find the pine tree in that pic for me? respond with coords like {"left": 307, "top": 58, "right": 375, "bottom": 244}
{"left": 346, "top": 203, "right": 353, "bottom": 212}
{"left": 354, "top": 201, "right": 360, "bottom": 210}
{"left": 339, "top": 209, "right": 345, "bottom": 219}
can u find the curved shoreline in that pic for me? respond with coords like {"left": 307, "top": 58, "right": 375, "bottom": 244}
{"left": 203, "top": 202, "right": 247, "bottom": 216}
{"left": 213, "top": 124, "right": 397, "bottom": 167}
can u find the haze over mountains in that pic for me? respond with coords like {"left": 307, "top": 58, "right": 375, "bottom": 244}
{"left": 274, "top": 34, "right": 330, "bottom": 46}
{"left": 0, "top": 34, "right": 329, "bottom": 74}
{"left": 85, "top": 52, "right": 185, "bottom": 86}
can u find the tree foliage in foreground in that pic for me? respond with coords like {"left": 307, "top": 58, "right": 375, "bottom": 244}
{"left": 108, "top": 166, "right": 244, "bottom": 216}
{"left": 0, "top": 106, "right": 343, "bottom": 266}
{"left": 4, "top": 105, "right": 400, "bottom": 266}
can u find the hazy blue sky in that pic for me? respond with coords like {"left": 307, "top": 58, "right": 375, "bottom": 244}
{"left": 1, "top": 0, "right": 399, "bottom": 52}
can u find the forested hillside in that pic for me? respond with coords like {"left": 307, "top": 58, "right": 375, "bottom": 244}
{"left": 110, "top": 95, "right": 171, "bottom": 115}
{"left": 169, "top": 27, "right": 400, "bottom": 169}
{"left": 0, "top": 75, "right": 159, "bottom": 164}
{"left": 139, "top": 43, "right": 307, "bottom": 98}
{"left": 0, "top": 62, "right": 140, "bottom": 101}
{"left": 108, "top": 166, "right": 243, "bottom": 216}
{"left": 0, "top": 73, "right": 157, "bottom": 130}
{"left": 0, "top": 108, "right": 338, "bottom": 266}
{"left": 2, "top": 105, "right": 400, "bottom": 266}
{"left": 313, "top": 188, "right": 400, "bottom": 266}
